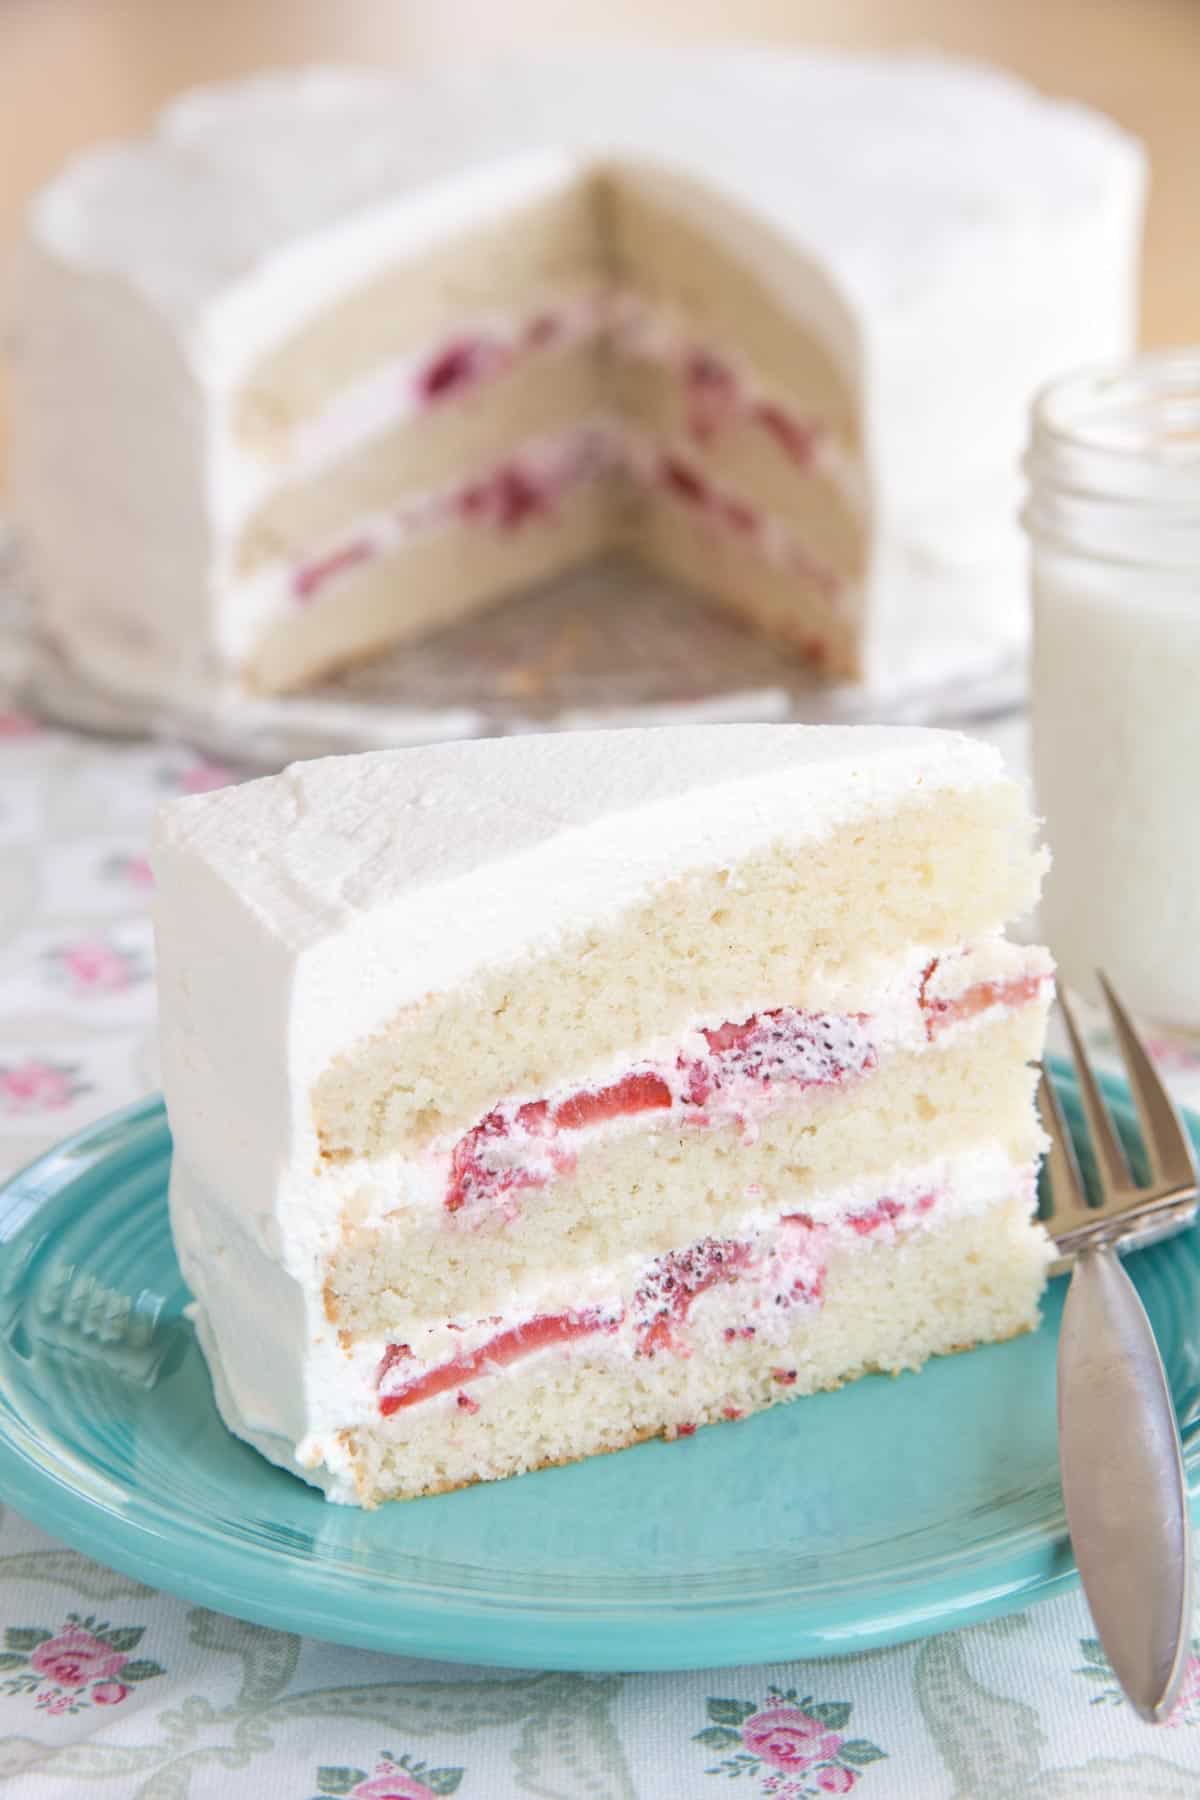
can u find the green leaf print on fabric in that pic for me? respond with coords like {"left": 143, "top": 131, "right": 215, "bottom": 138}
{"left": 838, "top": 1741, "right": 887, "bottom": 1767}
{"left": 696, "top": 1726, "right": 745, "bottom": 1749}
{"left": 0, "top": 1545, "right": 154, "bottom": 1600}
{"left": 805, "top": 1702, "right": 852, "bottom": 1731}
{"left": 312, "top": 1746, "right": 465, "bottom": 1797}
{"left": 708, "top": 1698, "right": 758, "bottom": 1727}
{"left": 917, "top": 1614, "right": 1200, "bottom": 1798}
{"left": 315, "top": 1768, "right": 368, "bottom": 1793}
{"left": 1074, "top": 1634, "right": 1200, "bottom": 1724}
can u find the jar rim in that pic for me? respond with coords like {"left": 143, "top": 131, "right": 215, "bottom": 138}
{"left": 1032, "top": 347, "right": 1200, "bottom": 467}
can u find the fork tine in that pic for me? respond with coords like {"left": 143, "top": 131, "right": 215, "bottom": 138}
{"left": 1058, "top": 984, "right": 1133, "bottom": 1198}
{"left": 1097, "top": 972, "right": 1198, "bottom": 1195}
{"left": 1038, "top": 1068, "right": 1095, "bottom": 1232}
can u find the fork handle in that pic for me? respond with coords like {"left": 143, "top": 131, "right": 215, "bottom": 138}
{"left": 1058, "top": 1242, "right": 1194, "bottom": 1721}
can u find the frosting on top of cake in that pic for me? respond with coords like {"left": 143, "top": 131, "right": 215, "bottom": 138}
{"left": 154, "top": 723, "right": 1005, "bottom": 956}
{"left": 28, "top": 49, "right": 1142, "bottom": 371}
{"left": 151, "top": 725, "right": 1032, "bottom": 1238}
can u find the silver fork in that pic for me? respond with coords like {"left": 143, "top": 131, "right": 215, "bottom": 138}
{"left": 1041, "top": 974, "right": 1199, "bottom": 1722}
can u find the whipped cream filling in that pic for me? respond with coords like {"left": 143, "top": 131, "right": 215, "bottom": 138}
{"left": 334, "top": 935, "right": 1052, "bottom": 1230}
{"left": 178, "top": 1138, "right": 1041, "bottom": 1501}
{"left": 223, "top": 415, "right": 848, "bottom": 657}
{"left": 374, "top": 1149, "right": 1042, "bottom": 1416}
{"left": 225, "top": 286, "right": 861, "bottom": 523}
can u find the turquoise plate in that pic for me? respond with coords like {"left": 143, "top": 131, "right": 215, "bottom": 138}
{"left": 0, "top": 1058, "right": 1198, "bottom": 1672}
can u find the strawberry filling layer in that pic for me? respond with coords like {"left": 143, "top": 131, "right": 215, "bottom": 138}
{"left": 375, "top": 1187, "right": 937, "bottom": 1415}
{"left": 443, "top": 968, "right": 1048, "bottom": 1221}
{"left": 445, "top": 1006, "right": 875, "bottom": 1215}
{"left": 404, "top": 294, "right": 825, "bottom": 462}
{"left": 289, "top": 420, "right": 840, "bottom": 610}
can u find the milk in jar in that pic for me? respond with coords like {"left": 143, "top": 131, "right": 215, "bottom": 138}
{"left": 1025, "top": 352, "right": 1200, "bottom": 1025}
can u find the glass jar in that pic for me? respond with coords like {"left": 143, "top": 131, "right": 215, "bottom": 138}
{"left": 1024, "top": 350, "right": 1200, "bottom": 1027}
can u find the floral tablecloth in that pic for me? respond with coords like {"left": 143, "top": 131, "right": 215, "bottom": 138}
{"left": 0, "top": 712, "right": 1199, "bottom": 1799}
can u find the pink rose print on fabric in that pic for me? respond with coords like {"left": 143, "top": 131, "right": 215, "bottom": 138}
{"left": 101, "top": 851, "right": 155, "bottom": 891}
{"left": 91, "top": 1680, "right": 129, "bottom": 1705}
{"left": 1077, "top": 1636, "right": 1200, "bottom": 1724}
{"left": 354, "top": 1776, "right": 435, "bottom": 1800}
{"left": 0, "top": 711, "right": 41, "bottom": 738}
{"left": 44, "top": 938, "right": 147, "bottom": 996}
{"left": 1170, "top": 1654, "right": 1200, "bottom": 1721}
{"left": 695, "top": 1686, "right": 885, "bottom": 1792}
{"left": 1145, "top": 1035, "right": 1200, "bottom": 1076}
{"left": 158, "top": 757, "right": 240, "bottom": 797}
{"left": 30, "top": 1626, "right": 127, "bottom": 1689}
{"left": 743, "top": 1706, "right": 843, "bottom": 1771}
{"left": 312, "top": 1751, "right": 464, "bottom": 1798}
{"left": 0, "top": 1614, "right": 164, "bottom": 1716}
{"left": 0, "top": 1057, "right": 88, "bottom": 1114}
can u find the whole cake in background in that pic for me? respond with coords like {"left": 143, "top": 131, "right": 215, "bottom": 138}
{"left": 152, "top": 724, "right": 1054, "bottom": 1506}
{"left": 9, "top": 51, "right": 1142, "bottom": 709}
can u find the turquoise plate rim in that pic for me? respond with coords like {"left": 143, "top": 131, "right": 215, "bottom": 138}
{"left": 0, "top": 1057, "right": 1196, "bottom": 1671}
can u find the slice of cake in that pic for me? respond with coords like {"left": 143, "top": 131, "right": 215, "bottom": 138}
{"left": 9, "top": 51, "right": 1143, "bottom": 710}
{"left": 152, "top": 723, "right": 1053, "bottom": 1506}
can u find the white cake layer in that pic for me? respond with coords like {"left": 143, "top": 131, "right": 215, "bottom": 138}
{"left": 174, "top": 1138, "right": 1036, "bottom": 1501}
{"left": 150, "top": 724, "right": 1019, "bottom": 1218}
{"left": 8, "top": 50, "right": 1144, "bottom": 703}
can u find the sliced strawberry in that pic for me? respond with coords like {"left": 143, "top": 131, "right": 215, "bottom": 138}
{"left": 754, "top": 402, "right": 817, "bottom": 467}
{"left": 491, "top": 465, "right": 546, "bottom": 529}
{"left": 525, "top": 312, "right": 560, "bottom": 349}
{"left": 684, "top": 350, "right": 738, "bottom": 442}
{"left": 848, "top": 1196, "right": 903, "bottom": 1236}
{"left": 292, "top": 538, "right": 372, "bottom": 603}
{"left": 375, "top": 1342, "right": 412, "bottom": 1386}
{"left": 378, "top": 1308, "right": 617, "bottom": 1415}
{"left": 702, "top": 1016, "right": 761, "bottom": 1055}
{"left": 721, "top": 496, "right": 758, "bottom": 534}
{"left": 634, "top": 1236, "right": 753, "bottom": 1356}
{"left": 922, "top": 972, "right": 1046, "bottom": 1037}
{"left": 661, "top": 455, "right": 709, "bottom": 507}
{"left": 551, "top": 1071, "right": 672, "bottom": 1132}
{"left": 418, "top": 338, "right": 488, "bottom": 403}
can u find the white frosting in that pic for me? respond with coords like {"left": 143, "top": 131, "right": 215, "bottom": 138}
{"left": 6, "top": 49, "right": 1144, "bottom": 706}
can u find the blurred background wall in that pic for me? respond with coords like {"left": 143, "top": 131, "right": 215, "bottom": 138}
{"left": 2, "top": 0, "right": 1197, "bottom": 474}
